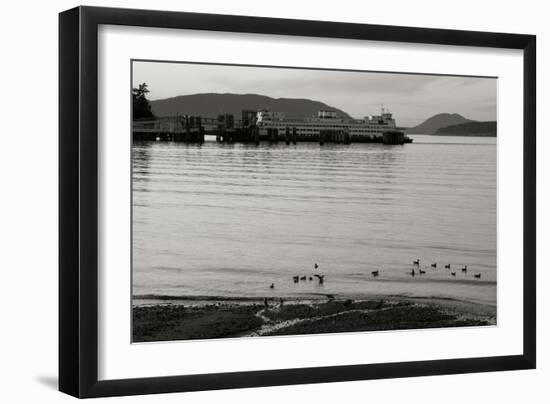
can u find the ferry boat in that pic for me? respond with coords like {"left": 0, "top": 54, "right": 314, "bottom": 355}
{"left": 255, "top": 108, "right": 410, "bottom": 143}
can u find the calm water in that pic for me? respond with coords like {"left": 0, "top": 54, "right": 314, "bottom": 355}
{"left": 132, "top": 135, "right": 496, "bottom": 305}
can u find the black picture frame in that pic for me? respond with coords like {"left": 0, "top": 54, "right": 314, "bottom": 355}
{"left": 59, "top": 6, "right": 536, "bottom": 398}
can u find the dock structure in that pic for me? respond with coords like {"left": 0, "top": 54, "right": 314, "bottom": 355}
{"left": 133, "top": 116, "right": 205, "bottom": 142}
{"left": 132, "top": 109, "right": 412, "bottom": 145}
{"left": 382, "top": 130, "right": 406, "bottom": 145}
{"left": 284, "top": 127, "right": 298, "bottom": 145}
{"left": 214, "top": 112, "right": 261, "bottom": 144}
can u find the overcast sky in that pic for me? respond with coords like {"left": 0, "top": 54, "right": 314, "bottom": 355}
{"left": 133, "top": 61, "right": 496, "bottom": 127}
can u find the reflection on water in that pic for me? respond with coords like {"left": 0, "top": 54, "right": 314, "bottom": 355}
{"left": 132, "top": 135, "right": 496, "bottom": 305}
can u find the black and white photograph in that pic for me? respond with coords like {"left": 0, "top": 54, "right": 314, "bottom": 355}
{"left": 1, "top": 0, "right": 544, "bottom": 402}
{"left": 131, "top": 61, "right": 497, "bottom": 343}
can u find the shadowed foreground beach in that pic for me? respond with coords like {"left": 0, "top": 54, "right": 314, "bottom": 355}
{"left": 132, "top": 296, "right": 496, "bottom": 343}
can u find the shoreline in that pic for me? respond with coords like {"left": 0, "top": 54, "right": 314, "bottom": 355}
{"left": 132, "top": 294, "right": 496, "bottom": 343}
{"left": 133, "top": 277, "right": 497, "bottom": 308}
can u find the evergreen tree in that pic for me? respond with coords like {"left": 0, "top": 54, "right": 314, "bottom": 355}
{"left": 132, "top": 83, "right": 155, "bottom": 119}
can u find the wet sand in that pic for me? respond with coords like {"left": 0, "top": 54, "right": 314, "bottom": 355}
{"left": 132, "top": 295, "right": 496, "bottom": 343}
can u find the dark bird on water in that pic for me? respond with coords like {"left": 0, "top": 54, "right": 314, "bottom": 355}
{"left": 314, "top": 274, "right": 325, "bottom": 284}
{"left": 410, "top": 269, "right": 416, "bottom": 277}
{"left": 474, "top": 273, "right": 481, "bottom": 279}
{"left": 300, "top": 276, "right": 307, "bottom": 281}
{"left": 270, "top": 283, "right": 274, "bottom": 289}
{"left": 326, "top": 294, "right": 335, "bottom": 300}
{"left": 309, "top": 276, "right": 313, "bottom": 281}
{"left": 413, "top": 259, "right": 420, "bottom": 266}
{"left": 445, "top": 264, "right": 451, "bottom": 269}
{"left": 419, "top": 269, "right": 426, "bottom": 275}
{"left": 431, "top": 263, "right": 437, "bottom": 268}
{"left": 451, "top": 272, "right": 456, "bottom": 277}
{"left": 462, "top": 265, "right": 468, "bottom": 273}
{"left": 314, "top": 263, "right": 319, "bottom": 269}
{"left": 371, "top": 270, "right": 379, "bottom": 277}
{"left": 293, "top": 276, "right": 299, "bottom": 283}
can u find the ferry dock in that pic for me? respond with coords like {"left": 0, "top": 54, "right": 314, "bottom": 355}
{"left": 132, "top": 109, "right": 412, "bottom": 145}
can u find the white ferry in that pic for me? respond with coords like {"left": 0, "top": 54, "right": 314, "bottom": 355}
{"left": 255, "top": 108, "right": 403, "bottom": 140}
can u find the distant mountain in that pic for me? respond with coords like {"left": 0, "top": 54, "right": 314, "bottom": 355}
{"left": 434, "top": 121, "right": 497, "bottom": 137}
{"left": 150, "top": 93, "right": 352, "bottom": 119}
{"left": 407, "top": 113, "right": 473, "bottom": 134}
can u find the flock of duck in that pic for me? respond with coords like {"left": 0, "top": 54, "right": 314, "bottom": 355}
{"left": 267, "top": 259, "right": 482, "bottom": 290}
{"left": 405, "top": 259, "right": 482, "bottom": 279}
{"left": 268, "top": 263, "right": 325, "bottom": 290}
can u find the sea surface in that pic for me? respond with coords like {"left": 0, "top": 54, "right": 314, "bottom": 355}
{"left": 132, "top": 135, "right": 497, "bottom": 306}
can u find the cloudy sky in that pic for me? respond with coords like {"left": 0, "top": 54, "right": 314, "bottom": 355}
{"left": 133, "top": 61, "right": 496, "bottom": 127}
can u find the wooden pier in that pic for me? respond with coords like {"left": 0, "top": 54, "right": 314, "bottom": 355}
{"left": 133, "top": 116, "right": 206, "bottom": 142}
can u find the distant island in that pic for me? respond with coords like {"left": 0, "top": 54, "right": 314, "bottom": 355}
{"left": 150, "top": 93, "right": 352, "bottom": 119}
{"left": 408, "top": 113, "right": 496, "bottom": 137}
{"left": 407, "top": 113, "right": 472, "bottom": 134}
{"left": 434, "top": 121, "right": 497, "bottom": 137}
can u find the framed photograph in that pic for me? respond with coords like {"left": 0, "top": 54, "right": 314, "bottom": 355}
{"left": 59, "top": 6, "right": 536, "bottom": 398}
